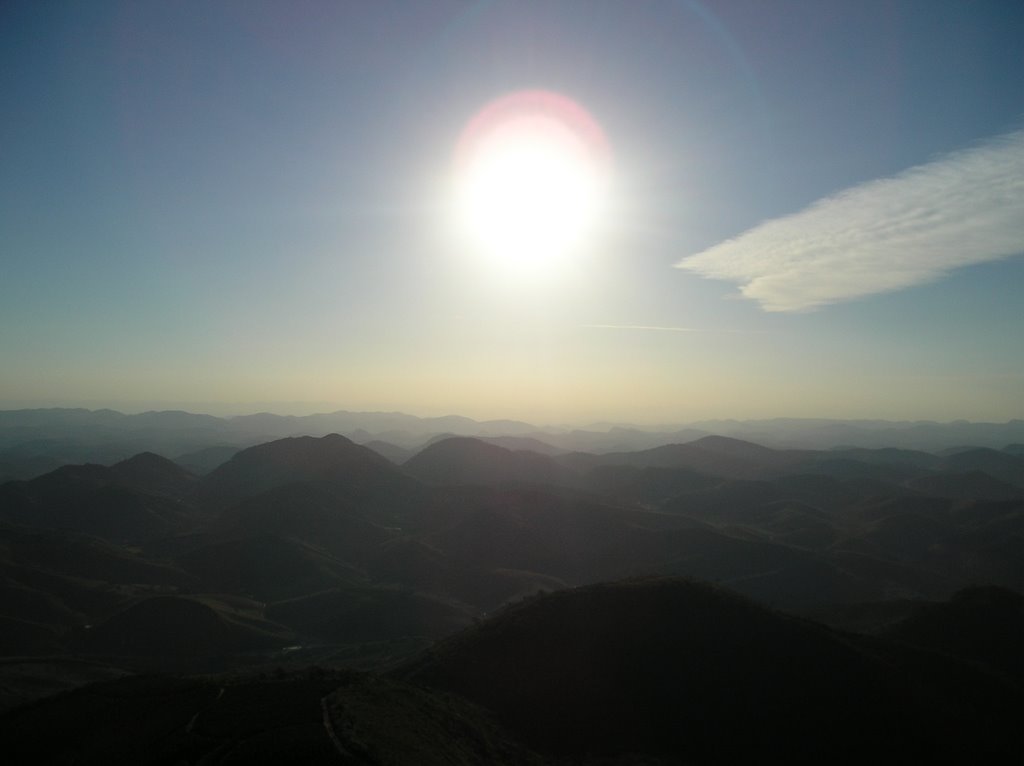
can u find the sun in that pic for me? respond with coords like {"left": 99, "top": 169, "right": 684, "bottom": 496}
{"left": 451, "top": 90, "right": 611, "bottom": 277}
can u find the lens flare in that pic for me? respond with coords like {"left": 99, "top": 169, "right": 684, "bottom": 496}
{"left": 452, "top": 90, "right": 611, "bottom": 277}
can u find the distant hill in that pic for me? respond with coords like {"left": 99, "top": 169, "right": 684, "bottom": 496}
{"left": 940, "top": 448, "right": 1024, "bottom": 487}
{"left": 109, "top": 451, "right": 196, "bottom": 496}
{"left": 3, "top": 409, "right": 1023, "bottom": 481}
{"left": 0, "top": 458, "right": 198, "bottom": 542}
{"left": 173, "top": 445, "right": 240, "bottom": 475}
{"left": 197, "top": 433, "right": 417, "bottom": 506}
{"left": 404, "top": 437, "right": 577, "bottom": 488}
{"left": 422, "top": 433, "right": 566, "bottom": 455}
{"left": 560, "top": 435, "right": 807, "bottom": 479}
{"left": 361, "top": 439, "right": 412, "bottom": 463}
{"left": 907, "top": 470, "right": 1024, "bottom": 501}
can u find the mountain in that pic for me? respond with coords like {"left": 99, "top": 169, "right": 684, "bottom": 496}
{"left": 4, "top": 409, "right": 1024, "bottom": 483}
{"left": 906, "top": 470, "right": 1024, "bottom": 501}
{"left": 885, "top": 585, "right": 1024, "bottom": 686}
{"left": 172, "top": 445, "right": 240, "bottom": 475}
{"left": 940, "top": 448, "right": 1024, "bottom": 487}
{"left": 561, "top": 435, "right": 807, "bottom": 479}
{"left": 688, "top": 417, "right": 1024, "bottom": 451}
{"left": 1, "top": 421, "right": 1022, "bottom": 755}
{"left": 109, "top": 451, "right": 196, "bottom": 496}
{"left": 0, "top": 458, "right": 199, "bottom": 542}
{"left": 398, "top": 577, "right": 1022, "bottom": 764}
{"left": 197, "top": 433, "right": 417, "bottom": 507}
{"left": 0, "top": 523, "right": 197, "bottom": 654}
{"left": 0, "top": 669, "right": 541, "bottom": 765}
{"left": 173, "top": 534, "right": 362, "bottom": 602}
{"left": 73, "top": 595, "right": 293, "bottom": 659}
{"left": 367, "top": 535, "right": 568, "bottom": 611}
{"left": 265, "top": 585, "right": 474, "bottom": 644}
{"left": 361, "top": 439, "right": 413, "bottom": 463}
{"left": 210, "top": 482, "right": 394, "bottom": 560}
{"left": 403, "top": 437, "right": 577, "bottom": 488}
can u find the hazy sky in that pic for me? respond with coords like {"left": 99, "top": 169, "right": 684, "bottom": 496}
{"left": 2, "top": 1, "right": 1022, "bottom": 424}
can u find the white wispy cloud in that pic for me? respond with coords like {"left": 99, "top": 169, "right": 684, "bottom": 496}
{"left": 676, "top": 129, "right": 1024, "bottom": 312}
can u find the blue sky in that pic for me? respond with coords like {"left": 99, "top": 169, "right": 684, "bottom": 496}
{"left": 2, "top": 0, "right": 1022, "bottom": 424}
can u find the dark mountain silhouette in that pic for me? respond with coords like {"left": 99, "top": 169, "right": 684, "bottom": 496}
{"left": 5, "top": 409, "right": 1023, "bottom": 482}
{"left": 819, "top": 445, "right": 940, "bottom": 469}
{"left": 174, "top": 534, "right": 361, "bottom": 602}
{"left": 321, "top": 673, "right": 543, "bottom": 765}
{"left": 172, "top": 444, "right": 240, "bottom": 475}
{"left": 109, "top": 451, "right": 195, "bottom": 496}
{"left": 690, "top": 417, "right": 1024, "bottom": 451}
{"left": 583, "top": 463, "right": 721, "bottom": 504}
{"left": 0, "top": 669, "right": 541, "bottom": 765}
{"left": 403, "top": 437, "right": 577, "bottom": 488}
{"left": 0, "top": 524, "right": 192, "bottom": 590}
{"left": 399, "top": 577, "right": 1022, "bottom": 764}
{"left": 422, "top": 432, "right": 566, "bottom": 454}
{"left": 266, "top": 585, "right": 474, "bottom": 644}
{"left": 907, "top": 469, "right": 1024, "bottom": 500}
{"left": 367, "top": 536, "right": 568, "bottom": 611}
{"left": 0, "top": 657, "right": 129, "bottom": 714}
{"left": 941, "top": 447, "right": 1024, "bottom": 487}
{"left": 0, "top": 522, "right": 198, "bottom": 654}
{"left": 885, "top": 585, "right": 1024, "bottom": 686}
{"left": 796, "top": 455, "right": 926, "bottom": 482}
{"left": 73, "top": 595, "right": 292, "bottom": 658}
{"left": 361, "top": 439, "right": 412, "bottom": 463}
{"left": 197, "top": 433, "right": 417, "bottom": 507}
{"left": 561, "top": 435, "right": 807, "bottom": 479}
{"left": 1, "top": 422, "right": 1022, "bottom": 762}
{"left": 0, "top": 450, "right": 70, "bottom": 484}
{"left": 0, "top": 457, "right": 199, "bottom": 542}
{"left": 211, "top": 482, "right": 394, "bottom": 562}
{"left": 475, "top": 435, "right": 566, "bottom": 454}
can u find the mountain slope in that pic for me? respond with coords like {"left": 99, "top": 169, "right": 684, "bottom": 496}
{"left": 0, "top": 457, "right": 199, "bottom": 542}
{"left": 198, "top": 433, "right": 417, "bottom": 506}
{"left": 404, "top": 437, "right": 577, "bottom": 488}
{"left": 398, "top": 577, "right": 1021, "bottom": 764}
{"left": 561, "top": 436, "right": 806, "bottom": 479}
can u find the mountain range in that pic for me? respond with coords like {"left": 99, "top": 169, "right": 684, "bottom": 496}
{"left": 2, "top": 407, "right": 1022, "bottom": 482}
{"left": 0, "top": 422, "right": 1020, "bottom": 763}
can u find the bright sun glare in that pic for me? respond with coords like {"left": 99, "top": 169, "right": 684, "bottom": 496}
{"left": 452, "top": 91, "right": 611, "bottom": 277}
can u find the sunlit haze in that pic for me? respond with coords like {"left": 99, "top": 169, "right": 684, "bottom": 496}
{"left": 1, "top": 1, "right": 1021, "bottom": 424}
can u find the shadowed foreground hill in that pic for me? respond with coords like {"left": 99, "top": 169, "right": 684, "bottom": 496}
{"left": 884, "top": 585, "right": 1024, "bottom": 686}
{"left": 0, "top": 670, "right": 540, "bottom": 765}
{"left": 398, "top": 578, "right": 1022, "bottom": 765}
{"left": 73, "top": 595, "right": 292, "bottom": 659}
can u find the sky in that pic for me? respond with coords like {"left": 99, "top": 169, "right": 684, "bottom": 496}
{"left": 1, "top": 0, "right": 1022, "bottom": 425}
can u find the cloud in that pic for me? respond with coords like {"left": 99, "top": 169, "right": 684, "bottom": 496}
{"left": 676, "top": 129, "right": 1024, "bottom": 312}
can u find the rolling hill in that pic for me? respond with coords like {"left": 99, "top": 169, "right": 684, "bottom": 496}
{"left": 399, "top": 577, "right": 1022, "bottom": 764}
